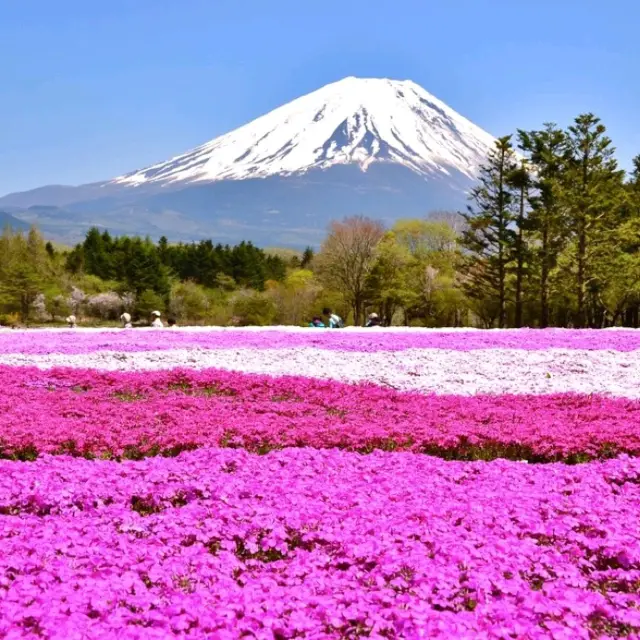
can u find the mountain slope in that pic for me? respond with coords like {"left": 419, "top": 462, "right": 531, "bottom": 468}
{"left": 0, "top": 211, "right": 29, "bottom": 231}
{"left": 112, "top": 77, "right": 495, "bottom": 187}
{"left": 0, "top": 77, "right": 495, "bottom": 246}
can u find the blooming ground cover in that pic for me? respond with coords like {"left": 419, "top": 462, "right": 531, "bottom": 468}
{"left": 3, "top": 450, "right": 640, "bottom": 639}
{"left": 3, "top": 347, "right": 640, "bottom": 397}
{"left": 2, "top": 328, "right": 640, "bottom": 638}
{"left": 1, "top": 326, "right": 640, "bottom": 354}
{"left": 4, "top": 366, "right": 640, "bottom": 462}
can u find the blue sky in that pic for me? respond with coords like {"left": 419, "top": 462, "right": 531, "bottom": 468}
{"left": 1, "top": 0, "right": 639, "bottom": 195}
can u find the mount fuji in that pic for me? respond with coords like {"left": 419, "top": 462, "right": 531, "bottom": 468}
{"left": 0, "top": 77, "right": 497, "bottom": 246}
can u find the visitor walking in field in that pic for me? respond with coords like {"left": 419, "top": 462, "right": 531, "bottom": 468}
{"left": 120, "top": 313, "right": 132, "bottom": 328}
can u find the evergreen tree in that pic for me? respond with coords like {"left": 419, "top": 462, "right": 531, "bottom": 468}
{"left": 157, "top": 236, "right": 169, "bottom": 265}
{"left": 519, "top": 124, "right": 567, "bottom": 327}
{"left": 563, "top": 114, "right": 625, "bottom": 327}
{"left": 124, "top": 237, "right": 171, "bottom": 298}
{"left": 300, "top": 246, "right": 315, "bottom": 269}
{"left": 462, "top": 136, "right": 518, "bottom": 328}
{"left": 626, "top": 155, "right": 640, "bottom": 220}
{"left": 508, "top": 158, "right": 532, "bottom": 328}
{"left": 82, "top": 227, "right": 114, "bottom": 280}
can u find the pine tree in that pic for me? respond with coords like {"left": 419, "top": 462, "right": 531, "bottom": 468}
{"left": 300, "top": 247, "right": 315, "bottom": 269}
{"left": 618, "top": 156, "right": 640, "bottom": 326}
{"left": 157, "top": 236, "right": 169, "bottom": 265}
{"left": 563, "top": 114, "right": 625, "bottom": 327}
{"left": 508, "top": 158, "right": 532, "bottom": 328}
{"left": 462, "top": 136, "right": 518, "bottom": 328}
{"left": 626, "top": 155, "right": 640, "bottom": 220}
{"left": 124, "top": 237, "right": 171, "bottom": 298}
{"left": 83, "top": 227, "right": 114, "bottom": 280}
{"left": 519, "top": 124, "right": 567, "bottom": 327}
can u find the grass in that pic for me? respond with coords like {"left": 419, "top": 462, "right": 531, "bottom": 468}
{"left": 0, "top": 436, "right": 629, "bottom": 465}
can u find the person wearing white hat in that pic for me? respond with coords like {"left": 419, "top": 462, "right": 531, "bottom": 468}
{"left": 150, "top": 310, "right": 164, "bottom": 328}
{"left": 66, "top": 315, "right": 77, "bottom": 328}
{"left": 120, "top": 312, "right": 132, "bottom": 329}
{"left": 365, "top": 312, "right": 381, "bottom": 327}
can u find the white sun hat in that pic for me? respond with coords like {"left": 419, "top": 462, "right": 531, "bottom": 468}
{"left": 121, "top": 312, "right": 131, "bottom": 322}
{"left": 66, "top": 315, "right": 76, "bottom": 323}
{"left": 151, "top": 310, "right": 161, "bottom": 317}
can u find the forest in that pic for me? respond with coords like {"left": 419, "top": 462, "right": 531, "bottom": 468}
{"left": 0, "top": 113, "right": 638, "bottom": 328}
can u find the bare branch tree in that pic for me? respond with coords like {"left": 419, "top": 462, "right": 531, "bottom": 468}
{"left": 316, "top": 216, "right": 385, "bottom": 325}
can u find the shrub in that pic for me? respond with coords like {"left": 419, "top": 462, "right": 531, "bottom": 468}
{"left": 46, "top": 294, "right": 71, "bottom": 321}
{"left": 86, "top": 292, "right": 123, "bottom": 320}
{"left": 169, "top": 281, "right": 210, "bottom": 323}
{"left": 135, "top": 290, "right": 166, "bottom": 319}
{"left": 231, "top": 290, "right": 277, "bottom": 326}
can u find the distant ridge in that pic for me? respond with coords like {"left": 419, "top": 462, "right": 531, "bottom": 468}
{"left": 0, "top": 77, "right": 495, "bottom": 246}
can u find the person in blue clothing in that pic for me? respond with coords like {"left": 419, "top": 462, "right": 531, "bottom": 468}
{"left": 309, "top": 316, "right": 325, "bottom": 328}
{"left": 323, "top": 307, "right": 344, "bottom": 328}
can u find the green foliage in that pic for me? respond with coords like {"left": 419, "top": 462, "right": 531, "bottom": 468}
{"left": 300, "top": 246, "right": 314, "bottom": 269}
{"left": 135, "top": 289, "right": 166, "bottom": 318}
{"left": 268, "top": 268, "right": 322, "bottom": 325}
{"left": 45, "top": 292, "right": 71, "bottom": 320}
{"left": 461, "top": 136, "right": 518, "bottom": 328}
{"left": 0, "top": 226, "right": 56, "bottom": 322}
{"left": 168, "top": 280, "right": 225, "bottom": 324}
{"left": 215, "top": 273, "right": 236, "bottom": 292}
{"left": 365, "top": 220, "right": 467, "bottom": 327}
{"left": 67, "top": 231, "right": 286, "bottom": 296}
{"left": 3, "top": 105, "right": 640, "bottom": 331}
{"left": 160, "top": 239, "right": 285, "bottom": 289}
{"left": 518, "top": 124, "right": 568, "bottom": 327}
{"left": 562, "top": 114, "right": 626, "bottom": 327}
{"left": 231, "top": 291, "right": 277, "bottom": 326}
{"left": 365, "top": 231, "right": 415, "bottom": 323}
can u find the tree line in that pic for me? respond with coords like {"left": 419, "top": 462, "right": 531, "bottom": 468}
{"left": 0, "top": 112, "right": 638, "bottom": 328}
{"left": 461, "top": 114, "right": 640, "bottom": 328}
{"left": 314, "top": 114, "right": 640, "bottom": 329}
{"left": 65, "top": 230, "right": 289, "bottom": 295}
{"left": 0, "top": 226, "right": 321, "bottom": 326}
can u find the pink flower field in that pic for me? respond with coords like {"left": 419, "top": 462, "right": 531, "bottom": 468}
{"left": 2, "top": 327, "right": 640, "bottom": 639}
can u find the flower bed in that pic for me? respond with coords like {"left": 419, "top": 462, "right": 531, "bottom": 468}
{"left": 2, "top": 347, "right": 640, "bottom": 397}
{"left": 2, "top": 449, "right": 640, "bottom": 638}
{"left": 2, "top": 328, "right": 640, "bottom": 638}
{"left": 2, "top": 366, "right": 640, "bottom": 462}
{"left": 1, "top": 326, "right": 640, "bottom": 355}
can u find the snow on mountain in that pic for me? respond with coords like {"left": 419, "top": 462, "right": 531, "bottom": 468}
{"left": 112, "top": 77, "right": 496, "bottom": 187}
{"left": 0, "top": 76, "right": 497, "bottom": 246}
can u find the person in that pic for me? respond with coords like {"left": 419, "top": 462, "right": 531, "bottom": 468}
{"left": 308, "top": 316, "right": 325, "bottom": 328}
{"left": 365, "top": 312, "right": 381, "bottom": 327}
{"left": 66, "top": 315, "right": 77, "bottom": 328}
{"left": 323, "top": 307, "right": 344, "bottom": 328}
{"left": 167, "top": 318, "right": 177, "bottom": 328}
{"left": 120, "top": 312, "right": 132, "bottom": 329}
{"left": 150, "top": 310, "right": 164, "bottom": 328}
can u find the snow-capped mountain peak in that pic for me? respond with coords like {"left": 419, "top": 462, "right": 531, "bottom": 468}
{"left": 112, "top": 77, "right": 496, "bottom": 187}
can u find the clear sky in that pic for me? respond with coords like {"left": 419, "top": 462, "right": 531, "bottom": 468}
{"left": 1, "top": 0, "right": 639, "bottom": 195}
